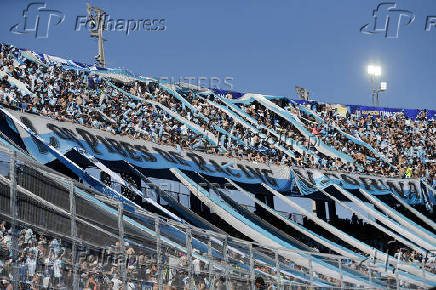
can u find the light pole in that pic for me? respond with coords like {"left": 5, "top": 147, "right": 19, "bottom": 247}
{"left": 87, "top": 3, "right": 107, "bottom": 68}
{"left": 367, "top": 65, "right": 387, "bottom": 106}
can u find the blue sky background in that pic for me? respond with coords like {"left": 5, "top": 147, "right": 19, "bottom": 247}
{"left": 0, "top": 0, "right": 435, "bottom": 109}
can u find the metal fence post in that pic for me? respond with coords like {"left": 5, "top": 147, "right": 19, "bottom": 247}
{"left": 118, "top": 202, "right": 127, "bottom": 290}
{"left": 186, "top": 226, "right": 193, "bottom": 290}
{"left": 308, "top": 255, "right": 313, "bottom": 287}
{"left": 155, "top": 215, "right": 163, "bottom": 290}
{"left": 275, "top": 250, "right": 281, "bottom": 289}
{"left": 208, "top": 235, "right": 215, "bottom": 290}
{"left": 396, "top": 260, "right": 400, "bottom": 290}
{"left": 249, "top": 243, "right": 255, "bottom": 290}
{"left": 421, "top": 256, "right": 427, "bottom": 289}
{"left": 9, "top": 150, "right": 18, "bottom": 289}
{"left": 339, "top": 258, "right": 344, "bottom": 289}
{"left": 70, "top": 180, "right": 79, "bottom": 290}
{"left": 223, "top": 235, "right": 230, "bottom": 290}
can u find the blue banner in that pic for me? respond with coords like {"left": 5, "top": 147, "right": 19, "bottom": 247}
{"left": 348, "top": 105, "right": 436, "bottom": 120}
{"left": 2, "top": 108, "right": 433, "bottom": 205}
{"left": 210, "top": 88, "right": 244, "bottom": 99}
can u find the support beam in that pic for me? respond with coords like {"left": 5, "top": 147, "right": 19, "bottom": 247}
{"left": 314, "top": 200, "right": 326, "bottom": 220}
{"left": 70, "top": 180, "right": 79, "bottom": 290}
{"left": 9, "top": 151, "right": 18, "bottom": 289}
{"left": 155, "top": 215, "right": 163, "bottom": 290}
{"left": 118, "top": 202, "right": 127, "bottom": 290}
{"left": 186, "top": 226, "right": 194, "bottom": 289}
{"left": 249, "top": 243, "right": 255, "bottom": 290}
{"left": 327, "top": 200, "right": 337, "bottom": 221}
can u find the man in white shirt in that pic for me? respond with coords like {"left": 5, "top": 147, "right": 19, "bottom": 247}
{"left": 111, "top": 274, "right": 122, "bottom": 290}
{"left": 192, "top": 257, "right": 201, "bottom": 275}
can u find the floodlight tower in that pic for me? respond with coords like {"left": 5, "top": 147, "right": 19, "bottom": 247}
{"left": 295, "top": 86, "right": 309, "bottom": 101}
{"left": 87, "top": 3, "right": 107, "bottom": 68}
{"left": 367, "top": 65, "right": 387, "bottom": 106}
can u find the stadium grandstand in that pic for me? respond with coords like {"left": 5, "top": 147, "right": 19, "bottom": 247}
{"left": 0, "top": 41, "right": 435, "bottom": 290}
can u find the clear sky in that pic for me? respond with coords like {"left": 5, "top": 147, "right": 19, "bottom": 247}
{"left": 1, "top": 0, "right": 435, "bottom": 109}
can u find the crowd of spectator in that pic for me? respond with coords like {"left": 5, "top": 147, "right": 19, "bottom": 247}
{"left": 0, "top": 220, "right": 212, "bottom": 289}
{"left": 291, "top": 101, "right": 436, "bottom": 183}
{"left": 233, "top": 100, "right": 348, "bottom": 170}
{"left": 0, "top": 43, "right": 435, "bottom": 188}
{"left": 1, "top": 219, "right": 330, "bottom": 289}
{"left": 1, "top": 42, "right": 436, "bottom": 288}
{"left": 117, "top": 81, "right": 285, "bottom": 162}
{"left": 0, "top": 44, "right": 212, "bottom": 152}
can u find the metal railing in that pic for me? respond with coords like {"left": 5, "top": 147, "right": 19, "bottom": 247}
{"left": 0, "top": 145, "right": 432, "bottom": 289}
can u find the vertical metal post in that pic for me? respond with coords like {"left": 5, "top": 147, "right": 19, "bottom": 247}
{"left": 155, "top": 215, "right": 163, "bottom": 290}
{"left": 249, "top": 243, "right": 255, "bottom": 290}
{"left": 70, "top": 180, "right": 79, "bottom": 290}
{"left": 9, "top": 151, "right": 18, "bottom": 288}
{"left": 393, "top": 250, "right": 401, "bottom": 290}
{"left": 338, "top": 258, "right": 344, "bottom": 289}
{"left": 223, "top": 235, "right": 230, "bottom": 289}
{"left": 373, "top": 248, "right": 377, "bottom": 265}
{"left": 421, "top": 266, "right": 427, "bottom": 289}
{"left": 308, "top": 256, "right": 314, "bottom": 286}
{"left": 178, "top": 182, "right": 181, "bottom": 203}
{"left": 208, "top": 235, "right": 214, "bottom": 290}
{"left": 157, "top": 188, "right": 161, "bottom": 204}
{"left": 275, "top": 250, "right": 281, "bottom": 290}
{"left": 118, "top": 202, "right": 127, "bottom": 290}
{"left": 100, "top": 248, "right": 105, "bottom": 269}
{"left": 86, "top": 4, "right": 106, "bottom": 67}
{"left": 369, "top": 249, "right": 374, "bottom": 288}
{"left": 396, "top": 260, "right": 400, "bottom": 290}
{"left": 186, "top": 226, "right": 193, "bottom": 290}
{"left": 421, "top": 253, "right": 427, "bottom": 289}
{"left": 385, "top": 251, "right": 390, "bottom": 272}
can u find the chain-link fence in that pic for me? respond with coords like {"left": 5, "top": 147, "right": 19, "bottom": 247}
{"left": 0, "top": 145, "right": 432, "bottom": 289}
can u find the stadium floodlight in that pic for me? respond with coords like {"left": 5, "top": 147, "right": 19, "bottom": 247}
{"left": 367, "top": 65, "right": 384, "bottom": 106}
{"left": 368, "top": 65, "right": 381, "bottom": 77}
{"left": 374, "top": 66, "right": 381, "bottom": 76}
{"left": 295, "top": 86, "right": 309, "bottom": 100}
